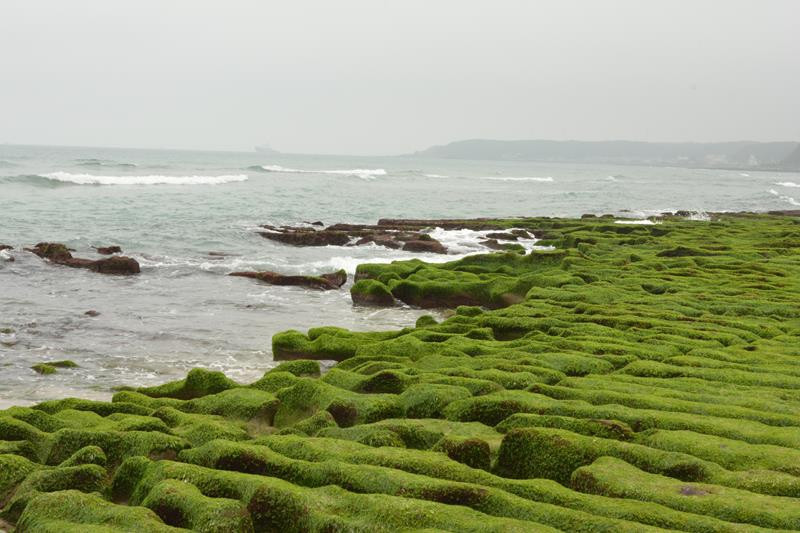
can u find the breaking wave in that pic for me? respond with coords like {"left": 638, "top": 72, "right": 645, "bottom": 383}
{"left": 768, "top": 188, "right": 800, "bottom": 206}
{"left": 776, "top": 181, "right": 800, "bottom": 188}
{"left": 255, "top": 165, "right": 387, "bottom": 180}
{"left": 37, "top": 172, "right": 248, "bottom": 185}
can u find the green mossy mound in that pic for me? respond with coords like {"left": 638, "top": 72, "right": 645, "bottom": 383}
{"left": 3, "top": 213, "right": 800, "bottom": 531}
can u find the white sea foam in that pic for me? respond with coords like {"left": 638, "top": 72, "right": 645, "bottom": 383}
{"left": 687, "top": 212, "right": 711, "bottom": 221}
{"left": 482, "top": 176, "right": 554, "bottom": 182}
{"left": 423, "top": 174, "right": 449, "bottom": 178}
{"left": 605, "top": 175, "right": 619, "bottom": 182}
{"left": 41, "top": 172, "right": 248, "bottom": 186}
{"left": 615, "top": 219, "right": 658, "bottom": 225}
{"left": 428, "top": 227, "right": 543, "bottom": 254}
{"left": 740, "top": 173, "right": 750, "bottom": 177}
{"left": 776, "top": 181, "right": 800, "bottom": 188}
{"left": 259, "top": 165, "right": 387, "bottom": 180}
{"left": 768, "top": 188, "right": 800, "bottom": 206}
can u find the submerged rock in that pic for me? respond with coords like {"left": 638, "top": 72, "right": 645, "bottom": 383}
{"left": 31, "top": 360, "right": 78, "bottom": 375}
{"left": 31, "top": 363, "right": 57, "bottom": 375}
{"left": 0, "top": 328, "right": 17, "bottom": 346}
{"left": 25, "top": 242, "right": 140, "bottom": 275}
{"left": 229, "top": 269, "right": 347, "bottom": 290}
{"left": 0, "top": 244, "right": 13, "bottom": 251}
{"left": 95, "top": 246, "right": 122, "bottom": 255}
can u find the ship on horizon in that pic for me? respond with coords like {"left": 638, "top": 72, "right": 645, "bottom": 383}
{"left": 254, "top": 143, "right": 279, "bottom": 154}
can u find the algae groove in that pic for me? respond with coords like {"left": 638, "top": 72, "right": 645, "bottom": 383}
{"left": 2, "top": 213, "right": 800, "bottom": 531}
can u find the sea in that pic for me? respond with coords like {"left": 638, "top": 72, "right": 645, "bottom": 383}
{"left": 2, "top": 144, "right": 799, "bottom": 408}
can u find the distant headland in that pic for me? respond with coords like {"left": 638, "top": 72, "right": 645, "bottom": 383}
{"left": 413, "top": 139, "right": 800, "bottom": 171}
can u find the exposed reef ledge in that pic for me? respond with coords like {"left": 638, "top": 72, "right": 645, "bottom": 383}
{"left": 257, "top": 217, "right": 547, "bottom": 254}
{"left": 2, "top": 212, "right": 800, "bottom": 532}
{"left": 230, "top": 269, "right": 347, "bottom": 290}
{"left": 25, "top": 242, "right": 140, "bottom": 275}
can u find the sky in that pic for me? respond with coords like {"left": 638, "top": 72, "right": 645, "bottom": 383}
{"left": 0, "top": 0, "right": 798, "bottom": 154}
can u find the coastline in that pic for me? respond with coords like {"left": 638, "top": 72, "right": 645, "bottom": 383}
{"left": 2, "top": 211, "right": 800, "bottom": 530}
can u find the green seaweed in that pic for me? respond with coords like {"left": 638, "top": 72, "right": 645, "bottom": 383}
{"left": 3, "top": 213, "right": 800, "bottom": 531}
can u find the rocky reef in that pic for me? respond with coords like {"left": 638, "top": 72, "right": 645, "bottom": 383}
{"left": 229, "top": 270, "right": 347, "bottom": 291}
{"left": 258, "top": 218, "right": 539, "bottom": 254}
{"left": 25, "top": 242, "right": 140, "bottom": 275}
{"left": 2, "top": 213, "right": 800, "bottom": 531}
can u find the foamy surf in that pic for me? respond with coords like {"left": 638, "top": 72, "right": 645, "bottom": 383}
{"left": 776, "top": 181, "right": 800, "bottom": 188}
{"left": 768, "top": 188, "right": 800, "bottom": 206}
{"left": 258, "top": 165, "right": 387, "bottom": 180}
{"left": 482, "top": 176, "right": 554, "bottom": 182}
{"left": 40, "top": 172, "right": 248, "bottom": 185}
{"left": 615, "top": 219, "right": 658, "bottom": 225}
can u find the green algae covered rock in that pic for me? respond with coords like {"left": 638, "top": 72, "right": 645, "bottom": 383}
{"left": 16, "top": 490, "right": 183, "bottom": 532}
{"left": 350, "top": 279, "right": 396, "bottom": 306}
{"left": 3, "top": 213, "right": 800, "bottom": 531}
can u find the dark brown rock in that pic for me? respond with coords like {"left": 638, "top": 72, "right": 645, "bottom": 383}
{"left": 354, "top": 234, "right": 404, "bottom": 249}
{"left": 27, "top": 242, "right": 73, "bottom": 262}
{"left": 256, "top": 217, "right": 554, "bottom": 254}
{"left": 25, "top": 242, "right": 140, "bottom": 275}
{"left": 84, "top": 310, "right": 100, "bottom": 317}
{"left": 0, "top": 244, "right": 12, "bottom": 251}
{"left": 230, "top": 269, "right": 347, "bottom": 290}
{"left": 95, "top": 246, "right": 122, "bottom": 255}
{"left": 89, "top": 256, "right": 140, "bottom": 274}
{"left": 480, "top": 239, "right": 509, "bottom": 250}
{"left": 320, "top": 270, "right": 348, "bottom": 288}
{"left": 376, "top": 218, "right": 502, "bottom": 230}
{"left": 260, "top": 230, "right": 350, "bottom": 247}
{"left": 402, "top": 239, "right": 447, "bottom": 254}
{"left": 485, "top": 232, "right": 518, "bottom": 241}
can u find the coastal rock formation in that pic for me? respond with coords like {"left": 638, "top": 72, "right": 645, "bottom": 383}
{"left": 259, "top": 222, "right": 451, "bottom": 253}
{"left": 95, "top": 245, "right": 122, "bottom": 255}
{"left": 0, "top": 244, "right": 12, "bottom": 251}
{"left": 350, "top": 279, "right": 396, "bottom": 306}
{"left": 401, "top": 239, "right": 447, "bottom": 254}
{"left": 6, "top": 214, "right": 800, "bottom": 532}
{"left": 258, "top": 218, "right": 543, "bottom": 254}
{"left": 260, "top": 227, "right": 351, "bottom": 247}
{"left": 26, "top": 242, "right": 140, "bottom": 275}
{"left": 229, "top": 269, "right": 347, "bottom": 290}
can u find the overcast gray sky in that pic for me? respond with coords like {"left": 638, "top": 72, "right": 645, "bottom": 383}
{"left": 1, "top": 0, "right": 797, "bottom": 154}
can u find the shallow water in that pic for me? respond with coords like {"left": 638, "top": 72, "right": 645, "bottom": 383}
{"left": 2, "top": 144, "right": 799, "bottom": 406}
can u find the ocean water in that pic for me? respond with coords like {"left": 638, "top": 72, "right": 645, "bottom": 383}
{"left": 2, "top": 144, "right": 799, "bottom": 407}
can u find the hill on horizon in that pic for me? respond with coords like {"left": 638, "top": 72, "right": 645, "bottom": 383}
{"left": 413, "top": 139, "right": 800, "bottom": 171}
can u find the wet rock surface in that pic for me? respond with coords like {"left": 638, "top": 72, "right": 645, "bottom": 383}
{"left": 257, "top": 218, "right": 544, "bottom": 254}
{"left": 229, "top": 269, "right": 347, "bottom": 290}
{"left": 25, "top": 242, "right": 140, "bottom": 275}
{"left": 95, "top": 246, "right": 122, "bottom": 255}
{"left": 3, "top": 213, "right": 800, "bottom": 532}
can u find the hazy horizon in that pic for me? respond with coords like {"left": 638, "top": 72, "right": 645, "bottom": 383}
{"left": 2, "top": 0, "right": 798, "bottom": 155}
